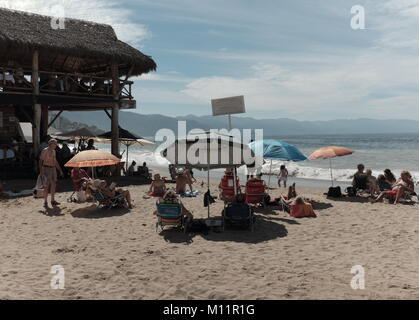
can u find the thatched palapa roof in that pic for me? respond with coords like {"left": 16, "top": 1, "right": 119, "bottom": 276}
{"left": 0, "top": 8, "right": 156, "bottom": 76}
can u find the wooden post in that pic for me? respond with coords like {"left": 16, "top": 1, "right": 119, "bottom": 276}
{"left": 32, "top": 50, "right": 41, "bottom": 156}
{"left": 41, "top": 105, "right": 49, "bottom": 140}
{"left": 111, "top": 62, "right": 119, "bottom": 157}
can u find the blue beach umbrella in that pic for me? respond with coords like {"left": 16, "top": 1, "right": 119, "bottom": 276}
{"left": 249, "top": 139, "right": 307, "bottom": 187}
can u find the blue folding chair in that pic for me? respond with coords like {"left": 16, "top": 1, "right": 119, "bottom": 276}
{"left": 155, "top": 200, "right": 187, "bottom": 232}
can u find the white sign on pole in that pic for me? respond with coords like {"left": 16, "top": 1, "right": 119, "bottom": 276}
{"left": 211, "top": 95, "right": 246, "bottom": 116}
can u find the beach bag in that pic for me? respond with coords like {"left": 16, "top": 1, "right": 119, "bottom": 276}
{"left": 33, "top": 175, "right": 48, "bottom": 198}
{"left": 327, "top": 186, "right": 342, "bottom": 198}
{"left": 76, "top": 191, "right": 87, "bottom": 203}
{"left": 346, "top": 186, "right": 357, "bottom": 197}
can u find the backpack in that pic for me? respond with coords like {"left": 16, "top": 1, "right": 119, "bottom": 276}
{"left": 327, "top": 186, "right": 342, "bottom": 198}
{"left": 346, "top": 186, "right": 357, "bottom": 197}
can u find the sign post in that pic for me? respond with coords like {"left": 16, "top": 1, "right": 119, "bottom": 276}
{"left": 211, "top": 95, "right": 246, "bottom": 130}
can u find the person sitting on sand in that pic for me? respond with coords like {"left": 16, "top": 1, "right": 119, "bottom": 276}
{"left": 137, "top": 162, "right": 151, "bottom": 179}
{"left": 282, "top": 183, "right": 297, "bottom": 200}
{"left": 384, "top": 169, "right": 397, "bottom": 185}
{"left": 366, "top": 169, "right": 380, "bottom": 195}
{"left": 377, "top": 174, "right": 392, "bottom": 191}
{"left": 370, "top": 171, "right": 415, "bottom": 204}
{"left": 94, "top": 180, "right": 134, "bottom": 208}
{"left": 153, "top": 189, "right": 193, "bottom": 219}
{"left": 148, "top": 173, "right": 167, "bottom": 197}
{"left": 70, "top": 167, "right": 91, "bottom": 201}
{"left": 175, "top": 168, "right": 188, "bottom": 195}
{"left": 127, "top": 161, "right": 136, "bottom": 176}
{"left": 352, "top": 164, "right": 368, "bottom": 191}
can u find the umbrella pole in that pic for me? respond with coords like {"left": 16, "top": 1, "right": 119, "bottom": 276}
{"left": 207, "top": 164, "right": 210, "bottom": 219}
{"left": 126, "top": 144, "right": 129, "bottom": 173}
{"left": 91, "top": 166, "right": 94, "bottom": 179}
{"left": 329, "top": 158, "right": 334, "bottom": 187}
{"left": 267, "top": 159, "right": 273, "bottom": 189}
{"left": 233, "top": 166, "right": 237, "bottom": 196}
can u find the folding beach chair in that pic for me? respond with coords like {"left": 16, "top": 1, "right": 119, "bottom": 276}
{"left": 91, "top": 189, "right": 128, "bottom": 209}
{"left": 155, "top": 199, "right": 189, "bottom": 232}
{"left": 245, "top": 179, "right": 267, "bottom": 207}
{"left": 222, "top": 202, "right": 254, "bottom": 232}
{"left": 219, "top": 174, "right": 241, "bottom": 203}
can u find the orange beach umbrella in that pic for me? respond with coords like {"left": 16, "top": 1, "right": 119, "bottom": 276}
{"left": 64, "top": 150, "right": 120, "bottom": 168}
{"left": 308, "top": 146, "right": 354, "bottom": 186}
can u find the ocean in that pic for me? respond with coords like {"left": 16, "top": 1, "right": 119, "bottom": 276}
{"left": 93, "top": 132, "right": 419, "bottom": 187}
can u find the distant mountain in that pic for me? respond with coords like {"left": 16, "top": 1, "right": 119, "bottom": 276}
{"left": 58, "top": 111, "right": 419, "bottom": 137}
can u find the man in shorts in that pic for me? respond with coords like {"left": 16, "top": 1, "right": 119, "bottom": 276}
{"left": 39, "top": 139, "right": 64, "bottom": 208}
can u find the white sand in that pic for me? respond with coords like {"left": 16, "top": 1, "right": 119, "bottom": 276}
{"left": 1, "top": 180, "right": 419, "bottom": 300}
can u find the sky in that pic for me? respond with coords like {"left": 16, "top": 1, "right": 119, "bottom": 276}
{"left": 2, "top": 0, "right": 419, "bottom": 120}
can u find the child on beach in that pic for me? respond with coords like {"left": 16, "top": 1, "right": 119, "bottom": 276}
{"left": 277, "top": 165, "right": 288, "bottom": 188}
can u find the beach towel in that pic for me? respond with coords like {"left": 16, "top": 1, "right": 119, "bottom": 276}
{"left": 290, "top": 203, "right": 316, "bottom": 218}
{"left": 180, "top": 190, "right": 200, "bottom": 198}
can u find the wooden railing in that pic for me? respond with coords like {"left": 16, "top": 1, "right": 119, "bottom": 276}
{"left": 0, "top": 67, "right": 133, "bottom": 100}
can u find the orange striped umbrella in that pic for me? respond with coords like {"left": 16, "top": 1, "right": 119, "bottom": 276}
{"left": 308, "top": 146, "right": 354, "bottom": 160}
{"left": 308, "top": 146, "right": 354, "bottom": 186}
{"left": 64, "top": 150, "right": 120, "bottom": 168}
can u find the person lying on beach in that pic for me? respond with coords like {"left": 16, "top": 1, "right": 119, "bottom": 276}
{"left": 365, "top": 169, "right": 380, "bottom": 195}
{"left": 153, "top": 189, "right": 193, "bottom": 219}
{"left": 370, "top": 171, "right": 414, "bottom": 204}
{"left": 280, "top": 196, "right": 317, "bottom": 218}
{"left": 93, "top": 180, "right": 134, "bottom": 208}
{"left": 148, "top": 173, "right": 166, "bottom": 197}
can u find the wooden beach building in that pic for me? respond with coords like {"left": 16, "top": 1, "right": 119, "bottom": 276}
{"left": 0, "top": 8, "right": 156, "bottom": 177}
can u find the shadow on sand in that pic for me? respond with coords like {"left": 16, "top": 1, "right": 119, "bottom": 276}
{"left": 70, "top": 204, "right": 130, "bottom": 219}
{"left": 39, "top": 206, "right": 64, "bottom": 216}
{"left": 161, "top": 215, "right": 288, "bottom": 244}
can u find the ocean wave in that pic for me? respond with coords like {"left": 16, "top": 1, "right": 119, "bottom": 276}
{"left": 98, "top": 145, "right": 419, "bottom": 182}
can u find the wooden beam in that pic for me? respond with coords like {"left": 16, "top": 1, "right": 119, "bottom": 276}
{"left": 32, "top": 50, "right": 42, "bottom": 155}
{"left": 111, "top": 62, "right": 120, "bottom": 157}
{"left": 104, "top": 109, "right": 112, "bottom": 120}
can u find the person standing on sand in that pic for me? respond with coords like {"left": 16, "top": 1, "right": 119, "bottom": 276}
{"left": 39, "top": 139, "right": 64, "bottom": 208}
{"left": 175, "top": 169, "right": 188, "bottom": 195}
{"left": 184, "top": 168, "right": 196, "bottom": 191}
{"left": 278, "top": 165, "right": 289, "bottom": 188}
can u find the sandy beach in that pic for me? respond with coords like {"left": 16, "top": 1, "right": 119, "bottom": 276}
{"left": 1, "top": 178, "right": 419, "bottom": 300}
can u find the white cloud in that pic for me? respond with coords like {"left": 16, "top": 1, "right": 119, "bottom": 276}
{"left": 0, "top": 0, "right": 150, "bottom": 46}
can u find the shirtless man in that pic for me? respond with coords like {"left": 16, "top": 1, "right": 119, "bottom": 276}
{"left": 175, "top": 169, "right": 188, "bottom": 195}
{"left": 39, "top": 139, "right": 64, "bottom": 208}
{"left": 184, "top": 168, "right": 196, "bottom": 191}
